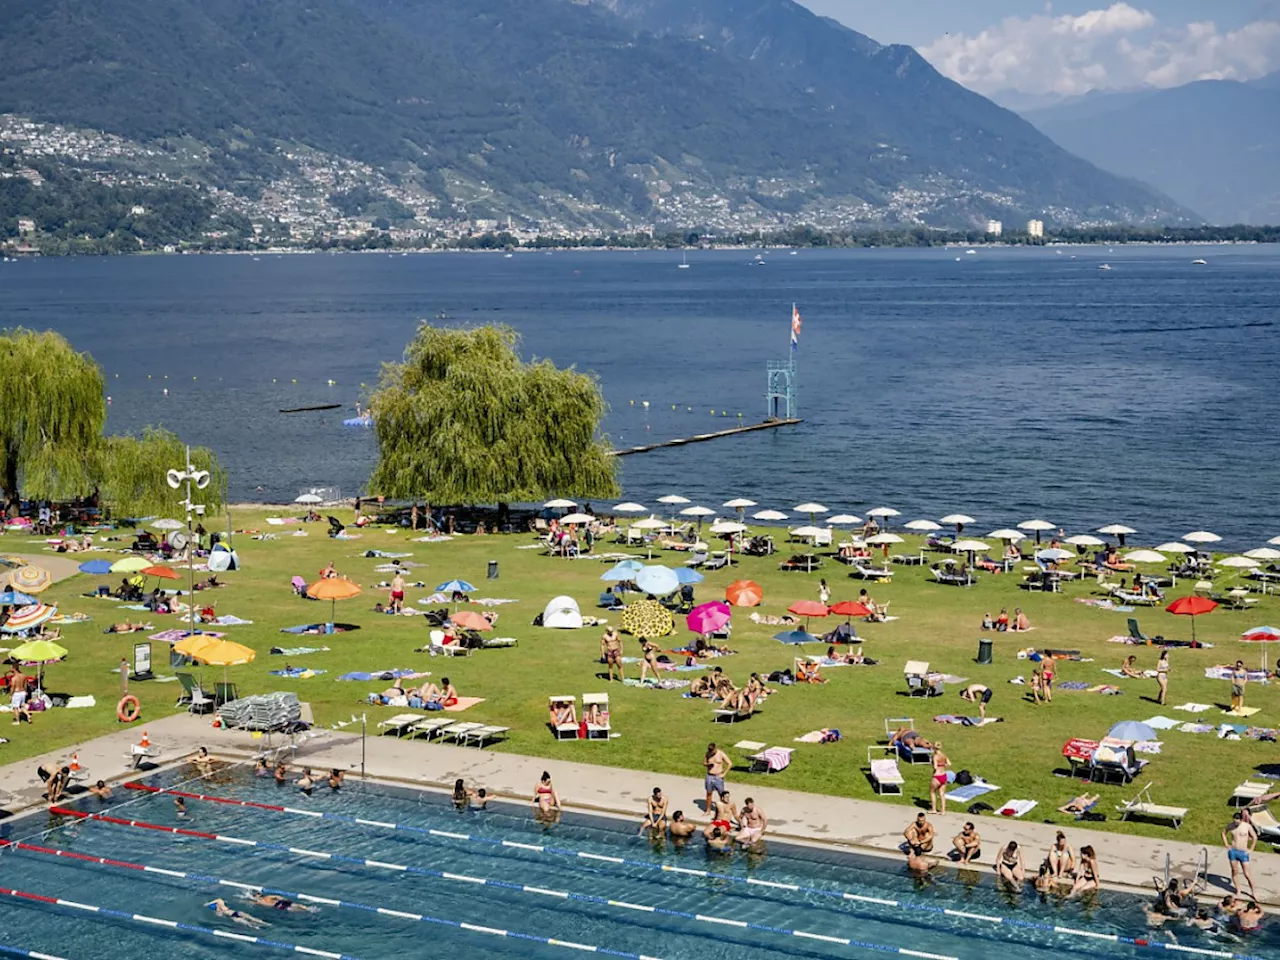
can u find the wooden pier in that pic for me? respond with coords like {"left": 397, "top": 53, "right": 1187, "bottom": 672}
{"left": 610, "top": 418, "right": 802, "bottom": 457}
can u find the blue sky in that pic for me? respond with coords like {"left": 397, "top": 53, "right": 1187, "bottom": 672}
{"left": 798, "top": 1, "right": 1280, "bottom": 96}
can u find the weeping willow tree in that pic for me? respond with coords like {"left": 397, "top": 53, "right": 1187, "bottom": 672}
{"left": 0, "top": 328, "right": 106, "bottom": 501}
{"left": 369, "top": 324, "right": 619, "bottom": 504}
{"left": 97, "top": 427, "right": 227, "bottom": 518}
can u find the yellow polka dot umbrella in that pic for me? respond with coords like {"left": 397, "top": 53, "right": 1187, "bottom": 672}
{"left": 8, "top": 565, "right": 52, "bottom": 594}
{"left": 620, "top": 598, "right": 675, "bottom": 640}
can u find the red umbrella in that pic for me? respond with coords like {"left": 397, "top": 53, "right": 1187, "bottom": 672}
{"left": 787, "top": 600, "right": 829, "bottom": 631}
{"left": 1242, "top": 626, "right": 1280, "bottom": 670}
{"left": 829, "top": 600, "right": 872, "bottom": 620}
{"left": 725, "top": 580, "right": 763, "bottom": 607}
{"left": 1166, "top": 595, "right": 1217, "bottom": 643}
{"left": 142, "top": 565, "right": 181, "bottom": 580}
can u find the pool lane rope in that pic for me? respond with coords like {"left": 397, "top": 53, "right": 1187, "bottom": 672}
{"left": 0, "top": 946, "right": 69, "bottom": 960}
{"left": 45, "top": 807, "right": 1263, "bottom": 960}
{"left": 117, "top": 785, "right": 1266, "bottom": 960}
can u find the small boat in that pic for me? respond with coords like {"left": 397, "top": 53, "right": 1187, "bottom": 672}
{"left": 753, "top": 253, "right": 766, "bottom": 266}
{"left": 965, "top": 249, "right": 976, "bottom": 255}
{"left": 678, "top": 252, "right": 690, "bottom": 269}
{"left": 789, "top": 250, "right": 798, "bottom": 256}
{"left": 503, "top": 253, "right": 513, "bottom": 259}
{"left": 955, "top": 257, "right": 962, "bottom": 262}
{"left": 1192, "top": 259, "right": 1207, "bottom": 265}
{"left": 1098, "top": 263, "right": 1112, "bottom": 271}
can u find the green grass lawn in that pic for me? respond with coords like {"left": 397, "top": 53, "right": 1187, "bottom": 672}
{"left": 3, "top": 510, "right": 1275, "bottom": 846}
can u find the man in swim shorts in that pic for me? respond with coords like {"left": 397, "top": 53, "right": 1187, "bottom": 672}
{"left": 389, "top": 572, "right": 406, "bottom": 614}
{"left": 1223, "top": 811, "right": 1259, "bottom": 901}
{"left": 250, "top": 891, "right": 315, "bottom": 913}
{"left": 734, "top": 798, "right": 767, "bottom": 847}
{"left": 703, "top": 742, "right": 730, "bottom": 815}
{"left": 904, "top": 813, "right": 934, "bottom": 856}
{"left": 959, "top": 684, "right": 993, "bottom": 720}
{"left": 601, "top": 627, "right": 623, "bottom": 682}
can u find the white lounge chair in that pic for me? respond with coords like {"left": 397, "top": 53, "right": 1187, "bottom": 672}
{"left": 738, "top": 742, "right": 792, "bottom": 773}
{"left": 868, "top": 746, "right": 904, "bottom": 795}
{"left": 1246, "top": 805, "right": 1280, "bottom": 842}
{"left": 459, "top": 724, "right": 511, "bottom": 748}
{"left": 378, "top": 714, "right": 428, "bottom": 737}
{"left": 549, "top": 695, "right": 579, "bottom": 740}
{"left": 886, "top": 716, "right": 933, "bottom": 763}
{"left": 406, "top": 716, "right": 454, "bottom": 740}
{"left": 439, "top": 721, "right": 485, "bottom": 744}
{"left": 1117, "top": 785, "right": 1187, "bottom": 829}
{"left": 429, "top": 628, "right": 472, "bottom": 657}
{"left": 1232, "top": 781, "right": 1272, "bottom": 806}
{"left": 582, "top": 692, "right": 611, "bottom": 741}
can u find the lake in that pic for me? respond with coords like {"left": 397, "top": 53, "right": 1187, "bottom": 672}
{"left": 1, "top": 245, "right": 1276, "bottom": 547}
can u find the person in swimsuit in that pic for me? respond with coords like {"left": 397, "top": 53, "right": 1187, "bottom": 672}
{"left": 703, "top": 823, "right": 730, "bottom": 850}
{"left": 296, "top": 768, "right": 314, "bottom": 795}
{"left": 995, "top": 841, "right": 1025, "bottom": 886}
{"left": 429, "top": 678, "right": 458, "bottom": 708}
{"left": 328, "top": 769, "right": 344, "bottom": 790}
{"left": 1120, "top": 655, "right": 1143, "bottom": 679}
{"left": 929, "top": 743, "right": 950, "bottom": 814}
{"left": 601, "top": 627, "right": 623, "bottom": 682}
{"left": 250, "top": 892, "right": 315, "bottom": 913}
{"left": 904, "top": 813, "right": 934, "bottom": 856}
{"left": 1156, "top": 650, "right": 1169, "bottom": 705}
{"left": 888, "top": 727, "right": 933, "bottom": 752}
{"left": 704, "top": 742, "right": 731, "bottom": 815}
{"left": 711, "top": 790, "right": 740, "bottom": 830}
{"left": 1234, "top": 900, "right": 1265, "bottom": 932}
{"left": 1069, "top": 845, "right": 1100, "bottom": 898}
{"left": 1230, "top": 661, "right": 1248, "bottom": 713}
{"left": 1048, "top": 831, "right": 1075, "bottom": 879}
{"left": 255, "top": 758, "right": 270, "bottom": 778}
{"left": 952, "top": 823, "right": 981, "bottom": 865}
{"left": 959, "top": 684, "right": 992, "bottom": 720}
{"left": 192, "top": 747, "right": 214, "bottom": 776}
{"left": 207, "top": 899, "right": 269, "bottom": 929}
{"left": 1223, "top": 810, "right": 1259, "bottom": 901}
{"left": 1040, "top": 657, "right": 1054, "bottom": 702}
{"left": 640, "top": 787, "right": 669, "bottom": 833}
{"left": 389, "top": 572, "right": 406, "bottom": 614}
{"left": 88, "top": 780, "right": 112, "bottom": 800}
{"left": 734, "top": 798, "right": 767, "bottom": 847}
{"left": 453, "top": 778, "right": 469, "bottom": 810}
{"left": 669, "top": 810, "right": 696, "bottom": 839}
{"left": 638, "top": 639, "right": 662, "bottom": 683}
{"left": 532, "top": 771, "right": 560, "bottom": 814}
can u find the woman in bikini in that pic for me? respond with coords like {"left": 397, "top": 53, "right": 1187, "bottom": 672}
{"left": 995, "top": 841, "right": 1025, "bottom": 886}
{"left": 532, "top": 771, "right": 561, "bottom": 814}
{"left": 1048, "top": 831, "right": 1075, "bottom": 880}
{"left": 1156, "top": 650, "right": 1170, "bottom": 705}
{"left": 637, "top": 638, "right": 662, "bottom": 683}
{"left": 1040, "top": 656, "right": 1055, "bottom": 703}
{"left": 929, "top": 742, "right": 950, "bottom": 814}
{"left": 1069, "top": 845, "right": 1100, "bottom": 898}
{"left": 1120, "top": 655, "right": 1143, "bottom": 679}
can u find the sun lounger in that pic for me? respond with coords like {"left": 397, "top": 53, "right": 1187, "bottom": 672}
{"left": 1232, "top": 781, "right": 1273, "bottom": 806}
{"left": 378, "top": 714, "right": 428, "bottom": 737}
{"left": 457, "top": 724, "right": 510, "bottom": 748}
{"left": 439, "top": 721, "right": 486, "bottom": 744}
{"left": 582, "top": 692, "right": 611, "bottom": 740}
{"left": 903, "top": 662, "right": 942, "bottom": 698}
{"left": 406, "top": 716, "right": 453, "bottom": 740}
{"left": 549, "top": 695, "right": 579, "bottom": 740}
{"left": 1246, "top": 805, "right": 1280, "bottom": 842}
{"left": 734, "top": 741, "right": 791, "bottom": 773}
{"left": 1090, "top": 739, "right": 1148, "bottom": 785}
{"left": 713, "top": 704, "right": 756, "bottom": 722}
{"left": 848, "top": 563, "right": 893, "bottom": 580}
{"left": 429, "top": 628, "right": 472, "bottom": 657}
{"left": 867, "top": 746, "right": 904, "bottom": 795}
{"left": 1117, "top": 785, "right": 1187, "bottom": 829}
{"left": 886, "top": 717, "right": 932, "bottom": 763}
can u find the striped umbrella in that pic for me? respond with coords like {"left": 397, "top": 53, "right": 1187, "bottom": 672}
{"left": 8, "top": 565, "right": 52, "bottom": 594}
{"left": 1, "top": 603, "right": 56, "bottom": 633}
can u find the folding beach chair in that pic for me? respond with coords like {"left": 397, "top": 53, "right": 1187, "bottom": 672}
{"left": 582, "top": 692, "right": 611, "bottom": 741}
{"left": 407, "top": 716, "right": 453, "bottom": 740}
{"left": 549, "top": 695, "right": 579, "bottom": 740}
{"left": 886, "top": 717, "right": 932, "bottom": 763}
{"left": 378, "top": 714, "right": 428, "bottom": 737}
{"left": 439, "top": 721, "right": 485, "bottom": 744}
{"left": 1117, "top": 784, "right": 1187, "bottom": 829}
{"left": 459, "top": 725, "right": 511, "bottom": 748}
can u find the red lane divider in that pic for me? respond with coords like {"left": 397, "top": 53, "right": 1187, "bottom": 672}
{"left": 0, "top": 888, "right": 60, "bottom": 905}
{"left": 124, "top": 783, "right": 288, "bottom": 812}
{"left": 49, "top": 807, "right": 218, "bottom": 841}
{"left": 0, "top": 840, "right": 147, "bottom": 873}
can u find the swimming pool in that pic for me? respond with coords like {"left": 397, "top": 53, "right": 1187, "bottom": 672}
{"left": 0, "top": 766, "right": 1272, "bottom": 960}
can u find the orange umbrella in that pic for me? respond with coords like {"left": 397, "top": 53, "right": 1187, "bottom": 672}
{"left": 787, "top": 600, "right": 829, "bottom": 631}
{"left": 451, "top": 611, "right": 493, "bottom": 632}
{"left": 725, "top": 580, "right": 763, "bottom": 607}
{"left": 143, "top": 565, "right": 181, "bottom": 580}
{"left": 829, "top": 600, "right": 872, "bottom": 619}
{"left": 307, "top": 577, "right": 362, "bottom": 623}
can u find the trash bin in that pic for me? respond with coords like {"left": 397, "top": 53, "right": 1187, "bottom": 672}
{"left": 977, "top": 637, "right": 993, "bottom": 664}
{"left": 487, "top": 560, "right": 499, "bottom": 580}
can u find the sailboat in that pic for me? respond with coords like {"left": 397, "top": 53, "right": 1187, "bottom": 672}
{"left": 678, "top": 252, "right": 690, "bottom": 269}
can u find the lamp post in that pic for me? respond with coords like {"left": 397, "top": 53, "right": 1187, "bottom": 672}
{"left": 167, "top": 448, "right": 211, "bottom": 642}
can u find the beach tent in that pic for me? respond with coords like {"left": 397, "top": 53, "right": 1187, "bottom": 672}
{"left": 543, "top": 596, "right": 584, "bottom": 629}
{"left": 208, "top": 543, "right": 240, "bottom": 572}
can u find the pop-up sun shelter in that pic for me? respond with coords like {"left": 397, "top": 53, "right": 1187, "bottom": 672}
{"left": 543, "top": 596, "right": 583, "bottom": 629}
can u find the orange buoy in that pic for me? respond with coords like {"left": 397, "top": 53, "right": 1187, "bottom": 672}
{"left": 117, "top": 696, "right": 141, "bottom": 723}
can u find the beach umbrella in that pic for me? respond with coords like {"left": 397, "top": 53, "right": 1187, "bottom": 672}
{"left": 787, "top": 600, "right": 829, "bottom": 631}
{"left": 9, "top": 636, "right": 68, "bottom": 687}
{"left": 794, "top": 503, "right": 829, "bottom": 524}
{"left": 1218, "top": 556, "right": 1260, "bottom": 569}
{"left": 988, "top": 529, "right": 1024, "bottom": 541}
{"left": 601, "top": 560, "right": 643, "bottom": 583}
{"left": 1098, "top": 524, "right": 1137, "bottom": 546}
{"left": 143, "top": 565, "right": 181, "bottom": 581}
{"left": 1108, "top": 720, "right": 1158, "bottom": 743}
{"left": 151, "top": 518, "right": 184, "bottom": 530}
{"left": 905, "top": 519, "right": 942, "bottom": 532}
{"left": 174, "top": 634, "right": 218, "bottom": 658}
{"left": 1035, "top": 548, "right": 1074, "bottom": 563}
{"left": 1065, "top": 535, "right": 1105, "bottom": 547}
{"left": 865, "top": 533, "right": 903, "bottom": 545}
{"left": 791, "top": 525, "right": 826, "bottom": 540}
{"left": 560, "top": 512, "right": 594, "bottom": 525}
{"left": 1156, "top": 542, "right": 1195, "bottom": 554}
{"left": 620, "top": 599, "right": 674, "bottom": 639}
{"left": 773, "top": 629, "right": 821, "bottom": 645}
{"left": 111, "top": 556, "right": 152, "bottom": 574}
{"left": 635, "top": 565, "right": 680, "bottom": 597}
{"left": 1, "top": 603, "right": 56, "bottom": 633}
{"left": 674, "top": 567, "right": 704, "bottom": 585}
{"left": 631, "top": 516, "right": 668, "bottom": 558}
{"left": 1166, "top": 595, "right": 1217, "bottom": 643}
{"left": 1184, "top": 531, "right": 1222, "bottom": 544}
{"left": 827, "top": 514, "right": 862, "bottom": 525}
{"left": 1243, "top": 626, "right": 1280, "bottom": 670}
{"left": 307, "top": 577, "right": 363, "bottom": 623}
{"left": 752, "top": 509, "right": 788, "bottom": 522}
{"left": 725, "top": 580, "right": 763, "bottom": 607}
{"left": 679, "top": 506, "right": 715, "bottom": 530}
{"left": 451, "top": 611, "right": 492, "bottom": 632}
{"left": 687, "top": 601, "right": 731, "bottom": 636}
{"left": 193, "top": 638, "right": 257, "bottom": 689}
{"left": 709, "top": 520, "right": 746, "bottom": 535}
{"left": 435, "top": 579, "right": 477, "bottom": 594}
{"left": 77, "top": 560, "right": 113, "bottom": 575}
{"left": 0, "top": 589, "right": 37, "bottom": 606}
{"left": 294, "top": 493, "right": 323, "bottom": 505}
{"left": 1019, "top": 519, "right": 1056, "bottom": 544}
{"left": 952, "top": 539, "right": 990, "bottom": 553}
{"left": 723, "top": 499, "right": 757, "bottom": 523}
{"left": 1244, "top": 548, "right": 1280, "bottom": 561}
{"left": 867, "top": 507, "right": 900, "bottom": 519}
{"left": 543, "top": 499, "right": 577, "bottom": 509}
{"left": 1269, "top": 536, "right": 1280, "bottom": 546}
{"left": 940, "top": 514, "right": 976, "bottom": 534}
{"left": 657, "top": 495, "right": 690, "bottom": 505}
{"left": 8, "top": 566, "right": 52, "bottom": 594}
{"left": 829, "top": 600, "right": 872, "bottom": 620}
{"left": 1125, "top": 550, "right": 1167, "bottom": 564}
{"left": 613, "top": 502, "right": 646, "bottom": 514}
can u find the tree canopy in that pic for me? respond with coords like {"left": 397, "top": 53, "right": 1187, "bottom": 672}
{"left": 0, "top": 328, "right": 106, "bottom": 501}
{"left": 369, "top": 324, "right": 618, "bottom": 504}
{"left": 97, "top": 427, "right": 226, "bottom": 518}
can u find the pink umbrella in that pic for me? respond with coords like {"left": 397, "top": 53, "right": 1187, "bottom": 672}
{"left": 687, "top": 601, "right": 731, "bottom": 636}
{"left": 1241, "top": 626, "right": 1280, "bottom": 670}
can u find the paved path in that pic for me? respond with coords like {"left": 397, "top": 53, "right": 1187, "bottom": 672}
{"left": 4, "top": 712, "right": 1274, "bottom": 908}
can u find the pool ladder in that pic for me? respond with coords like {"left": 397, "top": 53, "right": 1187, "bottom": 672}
{"left": 1165, "top": 849, "right": 1210, "bottom": 892}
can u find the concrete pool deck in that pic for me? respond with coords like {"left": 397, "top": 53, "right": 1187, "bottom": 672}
{"left": 1, "top": 711, "right": 1276, "bottom": 909}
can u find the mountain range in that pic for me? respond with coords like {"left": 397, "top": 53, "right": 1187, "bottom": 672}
{"left": 0, "top": 0, "right": 1192, "bottom": 232}
{"left": 1024, "top": 74, "right": 1280, "bottom": 226}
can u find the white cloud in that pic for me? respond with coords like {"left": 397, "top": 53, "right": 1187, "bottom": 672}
{"left": 920, "top": 3, "right": 1280, "bottom": 97}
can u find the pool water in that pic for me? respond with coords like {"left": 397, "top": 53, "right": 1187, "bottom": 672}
{"left": 0, "top": 767, "right": 1273, "bottom": 960}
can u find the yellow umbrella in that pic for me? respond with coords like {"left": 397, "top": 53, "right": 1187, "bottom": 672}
{"left": 174, "top": 634, "right": 218, "bottom": 659}
{"left": 307, "top": 577, "right": 362, "bottom": 625}
{"left": 192, "top": 639, "right": 256, "bottom": 694}
{"left": 9, "top": 565, "right": 52, "bottom": 594}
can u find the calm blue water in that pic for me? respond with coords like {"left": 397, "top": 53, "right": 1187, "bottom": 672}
{"left": 0, "top": 767, "right": 1271, "bottom": 960}
{"left": 1, "top": 246, "right": 1276, "bottom": 546}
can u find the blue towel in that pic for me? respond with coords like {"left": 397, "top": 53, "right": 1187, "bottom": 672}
{"left": 269, "top": 667, "right": 327, "bottom": 678}
{"left": 947, "top": 781, "right": 999, "bottom": 803}
{"left": 337, "top": 668, "right": 418, "bottom": 682}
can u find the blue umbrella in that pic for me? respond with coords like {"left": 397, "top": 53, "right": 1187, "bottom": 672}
{"left": 774, "top": 629, "right": 821, "bottom": 645}
{"left": 1108, "top": 720, "right": 1158, "bottom": 742}
{"left": 600, "top": 567, "right": 637, "bottom": 583}
{"left": 78, "top": 560, "right": 114, "bottom": 575}
{"left": 436, "top": 579, "right": 476, "bottom": 594}
{"left": 674, "top": 567, "right": 704, "bottom": 585}
{"left": 0, "top": 590, "right": 37, "bottom": 606}
{"left": 635, "top": 565, "right": 680, "bottom": 597}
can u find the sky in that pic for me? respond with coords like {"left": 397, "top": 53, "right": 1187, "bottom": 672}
{"left": 798, "top": 1, "right": 1280, "bottom": 98}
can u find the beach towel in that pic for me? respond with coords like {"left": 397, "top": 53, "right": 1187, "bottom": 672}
{"left": 623, "top": 678, "right": 691, "bottom": 691}
{"left": 997, "top": 800, "right": 1038, "bottom": 818}
{"left": 280, "top": 623, "right": 359, "bottom": 635}
{"left": 149, "top": 629, "right": 224, "bottom": 644}
{"left": 1133, "top": 740, "right": 1163, "bottom": 754}
{"left": 1173, "top": 703, "right": 1212, "bottom": 713}
{"left": 474, "top": 598, "right": 518, "bottom": 606}
{"left": 417, "top": 593, "right": 451, "bottom": 605}
{"left": 411, "top": 535, "right": 454, "bottom": 542}
{"left": 444, "top": 697, "right": 485, "bottom": 712}
{"left": 1141, "top": 716, "right": 1181, "bottom": 730}
{"left": 269, "top": 667, "right": 327, "bottom": 678}
{"left": 212, "top": 615, "right": 253, "bottom": 626}
{"left": 337, "top": 669, "right": 425, "bottom": 682}
{"left": 933, "top": 715, "right": 1001, "bottom": 726}
{"left": 50, "top": 612, "right": 91, "bottom": 624}
{"left": 1102, "top": 668, "right": 1156, "bottom": 679}
{"left": 1057, "top": 681, "right": 1091, "bottom": 691}
{"left": 948, "top": 781, "right": 1000, "bottom": 803}
{"left": 363, "top": 550, "right": 412, "bottom": 558}
{"left": 1086, "top": 685, "right": 1123, "bottom": 695}
{"left": 793, "top": 730, "right": 826, "bottom": 743}
{"left": 1219, "top": 724, "right": 1249, "bottom": 739}
{"left": 1223, "top": 706, "right": 1261, "bottom": 717}
{"left": 1178, "top": 723, "right": 1215, "bottom": 734}
{"left": 64, "top": 696, "right": 96, "bottom": 709}
{"left": 270, "top": 645, "right": 330, "bottom": 656}
{"left": 760, "top": 747, "right": 792, "bottom": 771}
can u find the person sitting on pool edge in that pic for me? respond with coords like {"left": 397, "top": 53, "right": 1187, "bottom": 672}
{"left": 952, "top": 822, "right": 981, "bottom": 864}
{"left": 904, "top": 813, "right": 934, "bottom": 856}
{"left": 640, "top": 786, "right": 669, "bottom": 834}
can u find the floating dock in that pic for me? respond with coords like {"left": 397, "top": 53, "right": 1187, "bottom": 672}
{"left": 611, "top": 418, "right": 802, "bottom": 457}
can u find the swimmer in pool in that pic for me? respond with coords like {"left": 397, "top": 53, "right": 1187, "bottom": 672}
{"left": 249, "top": 891, "right": 317, "bottom": 913}
{"left": 207, "top": 899, "right": 269, "bottom": 928}
{"left": 174, "top": 796, "right": 187, "bottom": 818}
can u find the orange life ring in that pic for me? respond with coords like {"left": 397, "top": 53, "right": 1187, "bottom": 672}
{"left": 117, "top": 695, "right": 141, "bottom": 723}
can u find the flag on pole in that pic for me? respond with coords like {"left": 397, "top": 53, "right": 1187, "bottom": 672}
{"left": 790, "top": 304, "right": 802, "bottom": 353}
